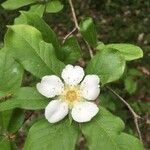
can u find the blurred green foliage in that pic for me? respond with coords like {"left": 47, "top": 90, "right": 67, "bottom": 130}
{"left": 0, "top": 0, "right": 149, "bottom": 148}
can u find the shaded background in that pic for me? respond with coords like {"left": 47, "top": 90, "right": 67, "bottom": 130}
{"left": 0, "top": 0, "right": 150, "bottom": 148}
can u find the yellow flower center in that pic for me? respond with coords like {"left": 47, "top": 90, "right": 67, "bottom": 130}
{"left": 66, "top": 90, "right": 77, "bottom": 102}
{"left": 60, "top": 86, "right": 82, "bottom": 107}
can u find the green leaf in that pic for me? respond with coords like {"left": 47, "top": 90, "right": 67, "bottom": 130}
{"left": 46, "top": 0, "right": 63, "bottom": 13}
{"left": 0, "top": 137, "right": 11, "bottom": 150}
{"left": 0, "top": 111, "right": 12, "bottom": 130}
{"left": 1, "top": 0, "right": 37, "bottom": 10}
{"left": 61, "top": 36, "right": 82, "bottom": 63}
{"left": 14, "top": 13, "right": 27, "bottom": 25}
{"left": 4, "top": 25, "right": 64, "bottom": 78}
{"left": 0, "top": 49, "right": 23, "bottom": 92}
{"left": 80, "top": 18, "right": 98, "bottom": 47}
{"left": 0, "top": 49, "right": 23, "bottom": 132}
{"left": 0, "top": 87, "right": 49, "bottom": 111}
{"left": 14, "top": 12, "right": 62, "bottom": 61}
{"left": 24, "top": 118, "right": 79, "bottom": 150}
{"left": 100, "top": 94, "right": 117, "bottom": 112}
{"left": 7, "top": 109, "right": 24, "bottom": 133}
{"left": 0, "top": 109, "right": 24, "bottom": 134}
{"left": 124, "top": 77, "right": 137, "bottom": 94}
{"left": 28, "top": 4, "right": 45, "bottom": 17}
{"left": 86, "top": 49, "right": 126, "bottom": 85}
{"left": 128, "top": 69, "right": 142, "bottom": 76}
{"left": 81, "top": 107, "right": 143, "bottom": 150}
{"left": 14, "top": 6, "right": 45, "bottom": 24}
{"left": 96, "top": 41, "right": 105, "bottom": 50}
{"left": 105, "top": 44, "right": 143, "bottom": 61}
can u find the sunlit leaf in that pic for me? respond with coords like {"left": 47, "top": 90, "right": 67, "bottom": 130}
{"left": 102, "top": 44, "right": 143, "bottom": 61}
{"left": 0, "top": 49, "right": 23, "bottom": 92}
{"left": 4, "top": 25, "right": 64, "bottom": 78}
{"left": 24, "top": 118, "right": 79, "bottom": 150}
{"left": 2, "top": 0, "right": 37, "bottom": 10}
{"left": 86, "top": 49, "right": 126, "bottom": 85}
{"left": 81, "top": 107, "right": 143, "bottom": 150}
{"left": 14, "top": 13, "right": 62, "bottom": 61}
{"left": 46, "top": 1, "right": 63, "bottom": 13}
{"left": 0, "top": 88, "right": 49, "bottom": 111}
{"left": 80, "top": 18, "right": 98, "bottom": 47}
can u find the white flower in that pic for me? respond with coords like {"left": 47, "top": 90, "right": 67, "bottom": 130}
{"left": 37, "top": 65, "right": 100, "bottom": 123}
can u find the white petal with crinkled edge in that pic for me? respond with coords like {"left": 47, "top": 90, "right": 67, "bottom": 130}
{"left": 61, "top": 65, "right": 84, "bottom": 85}
{"left": 80, "top": 75, "right": 100, "bottom": 100}
{"left": 36, "top": 75, "right": 64, "bottom": 98}
{"left": 81, "top": 86, "right": 100, "bottom": 100}
{"left": 45, "top": 100, "right": 69, "bottom": 123}
{"left": 81, "top": 75, "right": 100, "bottom": 86}
{"left": 71, "top": 102, "right": 99, "bottom": 122}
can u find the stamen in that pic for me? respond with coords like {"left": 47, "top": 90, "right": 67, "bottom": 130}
{"left": 66, "top": 90, "right": 77, "bottom": 102}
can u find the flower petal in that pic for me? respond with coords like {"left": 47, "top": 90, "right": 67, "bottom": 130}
{"left": 80, "top": 75, "right": 100, "bottom": 100}
{"left": 71, "top": 102, "right": 99, "bottom": 122}
{"left": 61, "top": 65, "right": 84, "bottom": 85}
{"left": 36, "top": 75, "right": 64, "bottom": 98}
{"left": 45, "top": 100, "right": 68, "bottom": 123}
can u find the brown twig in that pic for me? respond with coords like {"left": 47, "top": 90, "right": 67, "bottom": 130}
{"left": 0, "top": 93, "right": 13, "bottom": 101}
{"left": 68, "top": 0, "right": 79, "bottom": 30}
{"left": 67, "top": 0, "right": 143, "bottom": 143}
{"left": 11, "top": 111, "right": 34, "bottom": 138}
{"left": 84, "top": 40, "right": 94, "bottom": 58}
{"left": 62, "top": 27, "right": 77, "bottom": 44}
{"left": 22, "top": 111, "right": 34, "bottom": 125}
{"left": 68, "top": 0, "right": 93, "bottom": 58}
{"left": 105, "top": 86, "right": 143, "bottom": 143}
